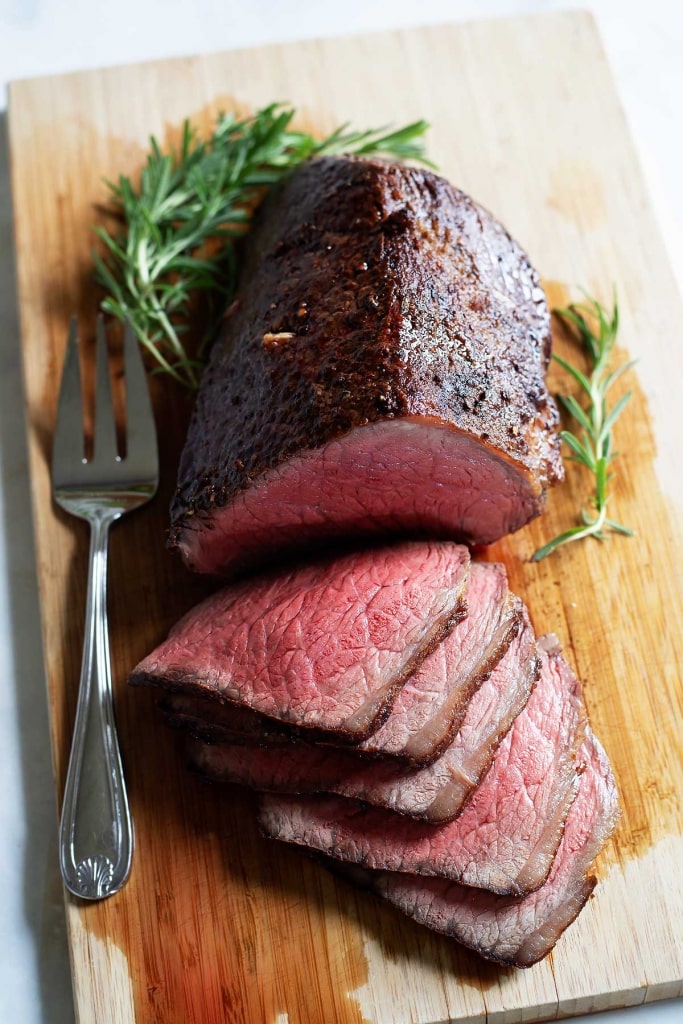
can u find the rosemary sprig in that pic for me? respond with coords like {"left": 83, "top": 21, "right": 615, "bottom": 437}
{"left": 531, "top": 293, "right": 635, "bottom": 562}
{"left": 93, "top": 103, "right": 432, "bottom": 388}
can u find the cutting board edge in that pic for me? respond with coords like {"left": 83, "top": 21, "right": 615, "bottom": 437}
{"left": 6, "top": 8, "right": 599, "bottom": 104}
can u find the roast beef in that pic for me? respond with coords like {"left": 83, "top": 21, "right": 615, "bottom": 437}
{"left": 410, "top": 610, "right": 539, "bottom": 821}
{"left": 169, "top": 157, "right": 562, "bottom": 577}
{"left": 159, "top": 694, "right": 293, "bottom": 747}
{"left": 190, "top": 610, "right": 539, "bottom": 823}
{"left": 358, "top": 562, "right": 521, "bottom": 764}
{"left": 356, "top": 731, "right": 618, "bottom": 967}
{"left": 258, "top": 643, "right": 585, "bottom": 894}
{"left": 130, "top": 541, "right": 469, "bottom": 742}
{"left": 162, "top": 560, "right": 523, "bottom": 768}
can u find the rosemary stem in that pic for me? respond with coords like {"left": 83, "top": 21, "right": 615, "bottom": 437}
{"left": 532, "top": 292, "right": 633, "bottom": 562}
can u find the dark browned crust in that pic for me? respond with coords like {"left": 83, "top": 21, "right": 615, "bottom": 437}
{"left": 510, "top": 876, "right": 598, "bottom": 968}
{"left": 400, "top": 596, "right": 525, "bottom": 769}
{"left": 130, "top": 590, "right": 467, "bottom": 746}
{"left": 156, "top": 696, "right": 293, "bottom": 748}
{"left": 429, "top": 871, "right": 597, "bottom": 967}
{"left": 320, "top": 855, "right": 597, "bottom": 968}
{"left": 188, "top": 744, "right": 324, "bottom": 798}
{"left": 169, "top": 157, "right": 562, "bottom": 543}
{"left": 428, "top": 651, "right": 544, "bottom": 827}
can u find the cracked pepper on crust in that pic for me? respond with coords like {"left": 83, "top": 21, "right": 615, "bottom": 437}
{"left": 169, "top": 156, "right": 563, "bottom": 576}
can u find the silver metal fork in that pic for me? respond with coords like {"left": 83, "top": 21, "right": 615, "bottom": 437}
{"left": 53, "top": 316, "right": 158, "bottom": 900}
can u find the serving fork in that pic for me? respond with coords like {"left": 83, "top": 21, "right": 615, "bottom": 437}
{"left": 52, "top": 316, "right": 158, "bottom": 900}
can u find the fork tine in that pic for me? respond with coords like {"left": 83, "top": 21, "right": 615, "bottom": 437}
{"left": 123, "top": 320, "right": 157, "bottom": 468}
{"left": 94, "top": 314, "right": 119, "bottom": 463}
{"left": 52, "top": 316, "right": 85, "bottom": 471}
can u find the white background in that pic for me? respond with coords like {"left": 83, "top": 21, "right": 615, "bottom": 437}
{"left": 0, "top": 2, "right": 681, "bottom": 1022}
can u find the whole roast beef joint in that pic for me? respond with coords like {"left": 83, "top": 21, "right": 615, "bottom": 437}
{"left": 131, "top": 158, "right": 617, "bottom": 969}
{"left": 169, "top": 156, "right": 563, "bottom": 579}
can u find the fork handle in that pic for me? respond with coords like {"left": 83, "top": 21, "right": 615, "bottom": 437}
{"left": 59, "top": 513, "right": 133, "bottom": 900}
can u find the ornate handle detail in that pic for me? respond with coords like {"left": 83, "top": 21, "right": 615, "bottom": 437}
{"left": 75, "top": 855, "right": 115, "bottom": 898}
{"left": 59, "top": 514, "right": 133, "bottom": 900}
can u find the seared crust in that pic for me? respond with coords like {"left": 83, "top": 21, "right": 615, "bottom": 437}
{"left": 399, "top": 597, "right": 525, "bottom": 768}
{"left": 170, "top": 157, "right": 561, "bottom": 543}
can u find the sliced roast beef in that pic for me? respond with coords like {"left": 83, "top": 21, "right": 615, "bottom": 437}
{"left": 190, "top": 611, "right": 539, "bottom": 823}
{"left": 357, "top": 731, "right": 618, "bottom": 967}
{"left": 359, "top": 562, "right": 521, "bottom": 765}
{"left": 169, "top": 157, "right": 562, "bottom": 577}
{"left": 158, "top": 695, "right": 294, "bottom": 747}
{"left": 408, "top": 612, "right": 539, "bottom": 821}
{"left": 163, "top": 560, "right": 522, "bottom": 768}
{"left": 130, "top": 541, "right": 469, "bottom": 742}
{"left": 258, "top": 643, "right": 585, "bottom": 894}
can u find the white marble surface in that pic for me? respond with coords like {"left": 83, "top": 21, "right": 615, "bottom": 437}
{"left": 0, "top": 2, "right": 681, "bottom": 1022}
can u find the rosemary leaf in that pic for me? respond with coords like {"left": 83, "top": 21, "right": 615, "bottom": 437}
{"left": 559, "top": 394, "right": 594, "bottom": 436}
{"left": 552, "top": 354, "right": 592, "bottom": 395}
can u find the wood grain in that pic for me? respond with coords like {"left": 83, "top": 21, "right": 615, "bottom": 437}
{"left": 8, "top": 11, "right": 683, "bottom": 1023}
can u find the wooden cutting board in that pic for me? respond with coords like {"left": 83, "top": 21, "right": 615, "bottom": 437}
{"left": 8, "top": 11, "right": 683, "bottom": 1023}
